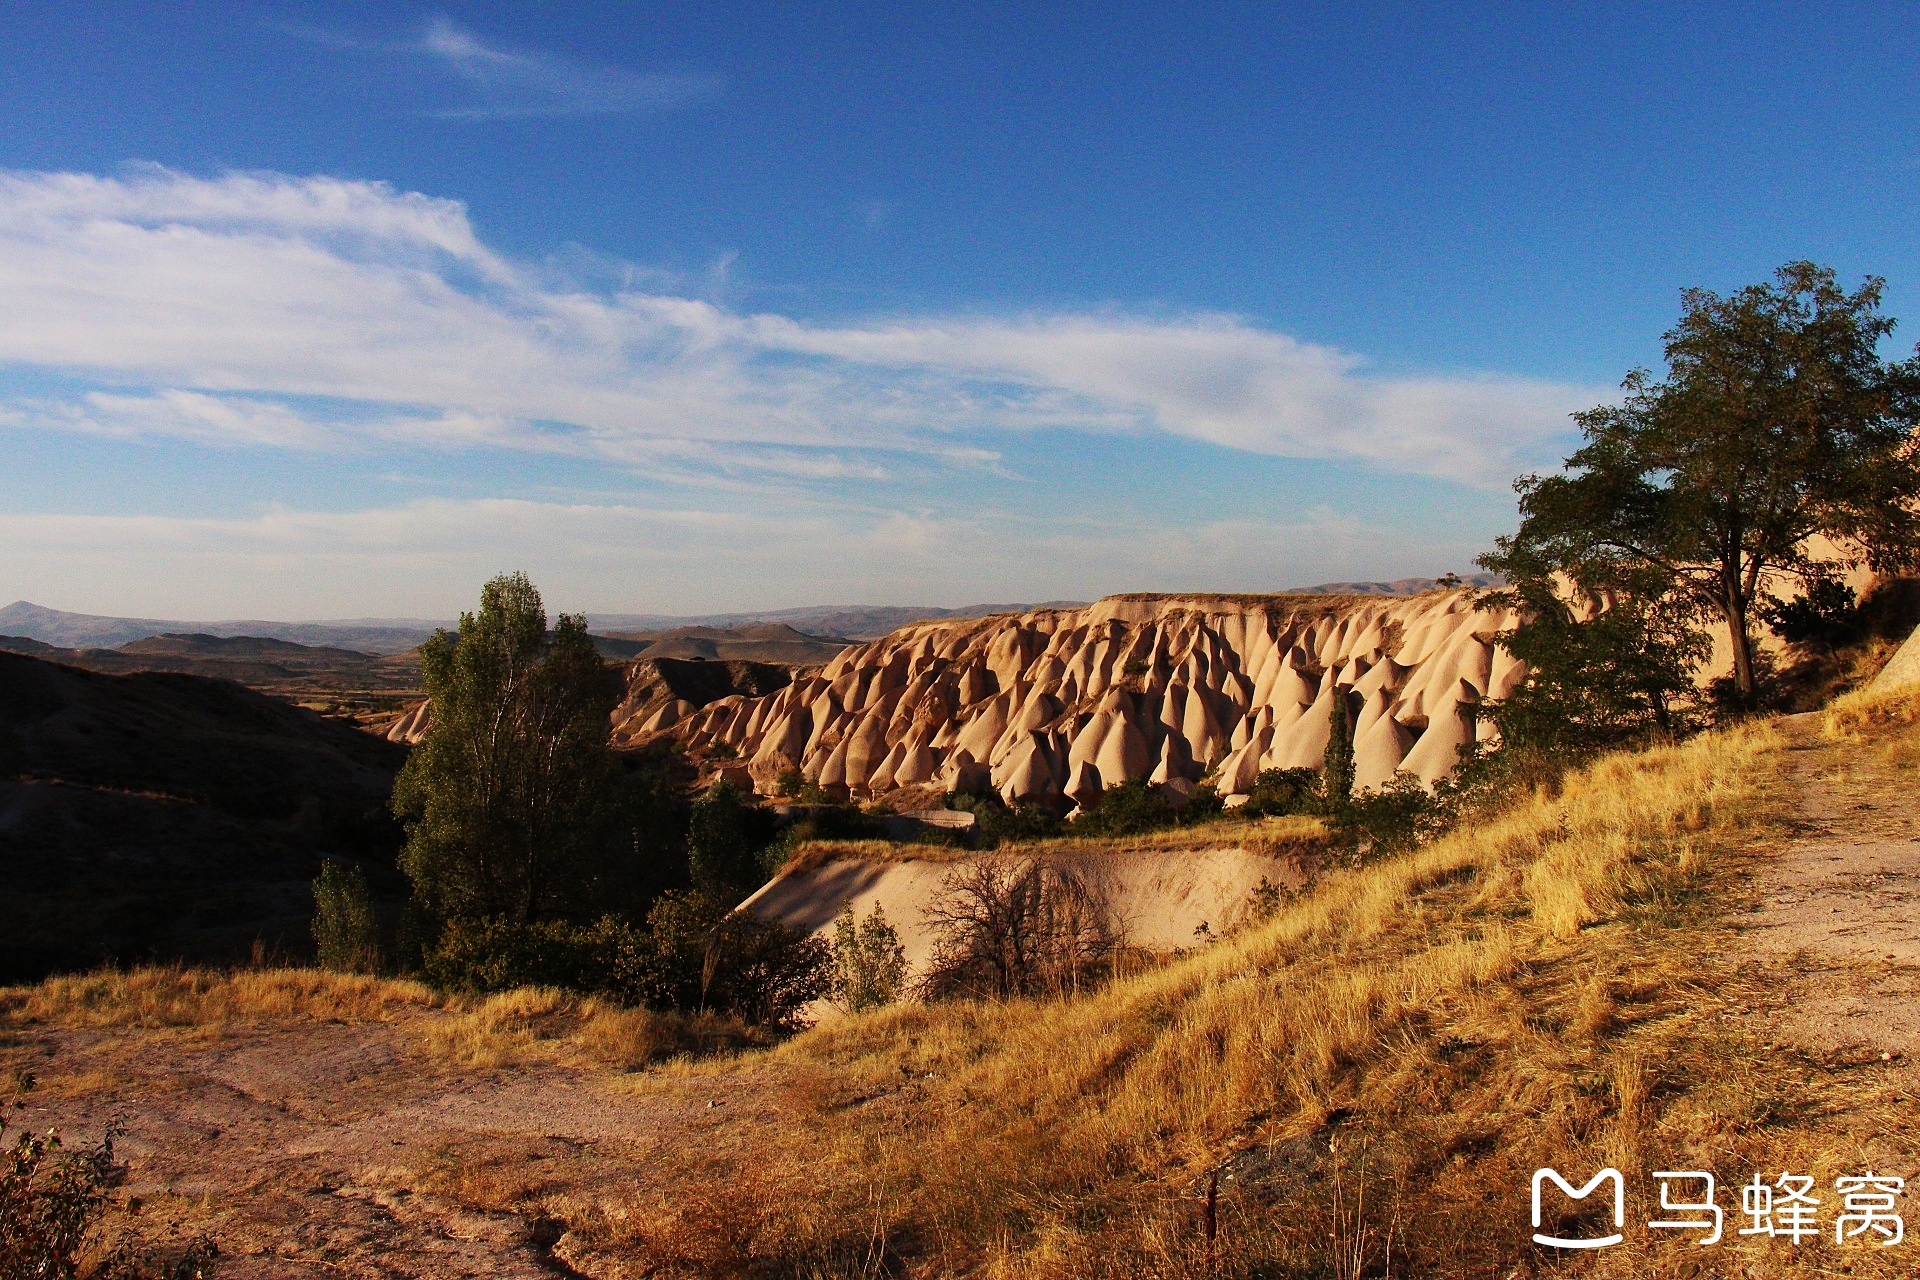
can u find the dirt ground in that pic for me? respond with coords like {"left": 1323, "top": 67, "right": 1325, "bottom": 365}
{"left": 2, "top": 1007, "right": 807, "bottom": 1276}
{"left": 6, "top": 711, "right": 1919, "bottom": 1277}
{"left": 1731, "top": 714, "right": 1920, "bottom": 1057}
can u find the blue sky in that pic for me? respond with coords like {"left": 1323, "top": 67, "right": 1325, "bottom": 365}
{"left": 3, "top": 2, "right": 1918, "bottom": 618}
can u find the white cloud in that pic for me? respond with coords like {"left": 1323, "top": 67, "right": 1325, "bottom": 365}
{"left": 415, "top": 18, "right": 722, "bottom": 120}
{"left": 0, "top": 497, "right": 1468, "bottom": 620}
{"left": 284, "top": 17, "right": 722, "bottom": 121}
{"left": 0, "top": 167, "right": 1598, "bottom": 486}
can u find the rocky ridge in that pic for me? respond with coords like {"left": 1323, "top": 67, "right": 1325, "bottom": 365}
{"left": 648, "top": 590, "right": 1523, "bottom": 806}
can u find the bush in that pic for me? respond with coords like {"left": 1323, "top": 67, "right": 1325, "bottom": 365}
{"left": 635, "top": 891, "right": 833, "bottom": 1030}
{"left": 1763, "top": 576, "right": 1863, "bottom": 650}
{"left": 312, "top": 860, "right": 381, "bottom": 974}
{"left": 1069, "top": 777, "right": 1175, "bottom": 838}
{"left": 423, "top": 902, "right": 831, "bottom": 1031}
{"left": 424, "top": 916, "right": 627, "bottom": 994}
{"left": 1243, "top": 767, "right": 1321, "bottom": 817}
{"left": 1340, "top": 772, "right": 1440, "bottom": 857}
{"left": 942, "top": 792, "right": 1065, "bottom": 847}
{"left": 831, "top": 903, "right": 908, "bottom": 1012}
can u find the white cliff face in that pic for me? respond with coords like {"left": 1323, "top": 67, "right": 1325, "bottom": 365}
{"left": 648, "top": 591, "right": 1523, "bottom": 802}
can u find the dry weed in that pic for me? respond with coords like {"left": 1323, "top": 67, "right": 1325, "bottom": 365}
{"left": 419, "top": 989, "right": 760, "bottom": 1071}
{"left": 1822, "top": 680, "right": 1920, "bottom": 738}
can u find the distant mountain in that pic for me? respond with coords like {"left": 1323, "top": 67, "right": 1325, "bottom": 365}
{"left": 0, "top": 601, "right": 441, "bottom": 654}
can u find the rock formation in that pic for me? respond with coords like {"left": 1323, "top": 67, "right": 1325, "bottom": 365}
{"left": 645, "top": 591, "right": 1522, "bottom": 804}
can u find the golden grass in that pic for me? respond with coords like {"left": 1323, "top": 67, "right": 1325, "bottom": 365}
{"left": 420, "top": 987, "right": 760, "bottom": 1071}
{"left": 573, "top": 720, "right": 1827, "bottom": 1278}
{"left": 1822, "top": 678, "right": 1920, "bottom": 738}
{"left": 781, "top": 815, "right": 1329, "bottom": 875}
{"left": 0, "top": 965, "right": 437, "bottom": 1029}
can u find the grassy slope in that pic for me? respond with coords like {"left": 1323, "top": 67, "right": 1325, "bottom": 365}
{"left": 585, "top": 703, "right": 1919, "bottom": 1278}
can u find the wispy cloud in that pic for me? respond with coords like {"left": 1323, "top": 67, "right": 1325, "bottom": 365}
{"left": 283, "top": 16, "right": 721, "bottom": 120}
{"left": 0, "top": 166, "right": 1598, "bottom": 488}
{"left": 414, "top": 17, "right": 721, "bottom": 119}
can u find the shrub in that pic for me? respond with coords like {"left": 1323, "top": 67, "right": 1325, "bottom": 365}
{"left": 831, "top": 903, "right": 908, "bottom": 1012}
{"left": 635, "top": 891, "right": 832, "bottom": 1030}
{"left": 421, "top": 903, "right": 830, "bottom": 1031}
{"left": 1340, "top": 772, "right": 1440, "bottom": 857}
{"left": 942, "top": 792, "right": 1065, "bottom": 847}
{"left": 311, "top": 859, "right": 381, "bottom": 974}
{"left": 423, "top": 916, "right": 626, "bottom": 994}
{"left": 1763, "top": 576, "right": 1863, "bottom": 650}
{"left": 1243, "top": 766, "right": 1321, "bottom": 817}
{"left": 1, "top": 1076, "right": 214, "bottom": 1280}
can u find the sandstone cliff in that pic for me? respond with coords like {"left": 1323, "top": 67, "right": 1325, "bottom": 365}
{"left": 650, "top": 591, "right": 1522, "bottom": 805}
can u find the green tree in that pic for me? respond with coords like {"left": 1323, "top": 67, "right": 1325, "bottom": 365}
{"left": 391, "top": 572, "right": 621, "bottom": 924}
{"left": 1485, "top": 262, "right": 1920, "bottom": 707}
{"left": 1320, "top": 688, "right": 1355, "bottom": 809}
{"left": 1476, "top": 560, "right": 1711, "bottom": 754}
{"left": 311, "top": 860, "right": 381, "bottom": 974}
{"left": 831, "top": 902, "right": 908, "bottom": 1012}
{"left": 687, "top": 779, "right": 761, "bottom": 900}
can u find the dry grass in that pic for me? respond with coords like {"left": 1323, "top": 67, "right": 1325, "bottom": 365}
{"left": 566, "top": 720, "right": 1868, "bottom": 1278}
{"left": 0, "top": 965, "right": 438, "bottom": 1030}
{"left": 420, "top": 987, "right": 762, "bottom": 1071}
{"left": 781, "top": 815, "right": 1329, "bottom": 875}
{"left": 1822, "top": 679, "right": 1920, "bottom": 738}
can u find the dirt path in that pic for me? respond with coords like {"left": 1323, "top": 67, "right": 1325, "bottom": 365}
{"left": 1730, "top": 713, "right": 1920, "bottom": 1058}
{"left": 3, "top": 1014, "right": 779, "bottom": 1278}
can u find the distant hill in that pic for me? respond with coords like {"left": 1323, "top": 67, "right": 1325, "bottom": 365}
{"left": 596, "top": 622, "right": 847, "bottom": 665}
{"left": 0, "top": 631, "right": 423, "bottom": 701}
{"left": 0, "top": 601, "right": 441, "bottom": 654}
{"left": 0, "top": 649, "right": 406, "bottom": 980}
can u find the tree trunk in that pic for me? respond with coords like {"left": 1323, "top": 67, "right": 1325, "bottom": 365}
{"left": 1723, "top": 587, "right": 1756, "bottom": 706}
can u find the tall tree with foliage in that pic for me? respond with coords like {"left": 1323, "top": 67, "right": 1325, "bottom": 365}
{"left": 1320, "top": 687, "right": 1355, "bottom": 808}
{"left": 392, "top": 572, "right": 621, "bottom": 924}
{"left": 1484, "top": 262, "right": 1920, "bottom": 707}
{"left": 686, "top": 779, "right": 762, "bottom": 901}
